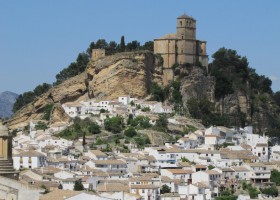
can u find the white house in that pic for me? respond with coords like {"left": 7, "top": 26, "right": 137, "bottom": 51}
{"left": 13, "top": 150, "right": 46, "bottom": 170}
{"left": 205, "top": 126, "right": 220, "bottom": 136}
{"left": 89, "top": 160, "right": 127, "bottom": 172}
{"left": 177, "top": 136, "right": 198, "bottom": 149}
{"left": 86, "top": 150, "right": 108, "bottom": 160}
{"left": 130, "top": 184, "right": 160, "bottom": 200}
{"left": 54, "top": 170, "right": 76, "bottom": 179}
{"left": 62, "top": 102, "right": 82, "bottom": 118}
{"left": 118, "top": 95, "right": 137, "bottom": 106}
{"left": 188, "top": 182, "right": 212, "bottom": 200}
{"left": 161, "top": 169, "right": 193, "bottom": 184}
{"left": 140, "top": 101, "right": 162, "bottom": 113}
{"left": 244, "top": 163, "right": 271, "bottom": 184}
{"left": 231, "top": 166, "right": 250, "bottom": 181}
{"left": 192, "top": 170, "right": 221, "bottom": 195}
{"left": 252, "top": 143, "right": 268, "bottom": 162}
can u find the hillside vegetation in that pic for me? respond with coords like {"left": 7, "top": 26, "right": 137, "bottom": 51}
{"left": 9, "top": 41, "right": 280, "bottom": 138}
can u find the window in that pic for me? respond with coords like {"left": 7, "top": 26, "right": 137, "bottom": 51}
{"left": 142, "top": 189, "right": 145, "bottom": 193}
{"left": 182, "top": 36, "right": 184, "bottom": 39}
{"left": 180, "top": 21, "right": 182, "bottom": 26}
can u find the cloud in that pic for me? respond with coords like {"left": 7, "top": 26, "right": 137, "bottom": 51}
{"left": 269, "top": 76, "right": 278, "bottom": 81}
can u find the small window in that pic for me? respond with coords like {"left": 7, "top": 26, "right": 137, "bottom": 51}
{"left": 180, "top": 21, "right": 182, "bottom": 26}
{"left": 182, "top": 36, "right": 184, "bottom": 39}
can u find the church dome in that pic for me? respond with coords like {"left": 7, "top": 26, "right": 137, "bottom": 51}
{"left": 0, "top": 122, "right": 9, "bottom": 136}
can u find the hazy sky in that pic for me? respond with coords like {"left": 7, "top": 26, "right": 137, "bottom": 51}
{"left": 0, "top": 1, "right": 279, "bottom": 94}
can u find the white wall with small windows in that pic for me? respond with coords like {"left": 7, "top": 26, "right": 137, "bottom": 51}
{"left": 13, "top": 153, "right": 46, "bottom": 170}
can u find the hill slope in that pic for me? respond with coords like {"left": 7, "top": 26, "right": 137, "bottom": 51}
{"left": 7, "top": 51, "right": 163, "bottom": 129}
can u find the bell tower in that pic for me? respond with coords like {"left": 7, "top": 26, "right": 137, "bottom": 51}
{"left": 0, "top": 122, "right": 19, "bottom": 180}
{"left": 176, "top": 14, "right": 196, "bottom": 40}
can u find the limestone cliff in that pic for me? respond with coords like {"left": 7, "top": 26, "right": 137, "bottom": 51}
{"left": 87, "top": 51, "right": 163, "bottom": 100}
{"left": 7, "top": 51, "right": 163, "bottom": 129}
{"left": 179, "top": 68, "right": 215, "bottom": 103}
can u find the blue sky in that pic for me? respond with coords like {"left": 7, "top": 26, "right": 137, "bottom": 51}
{"left": 0, "top": 1, "right": 279, "bottom": 94}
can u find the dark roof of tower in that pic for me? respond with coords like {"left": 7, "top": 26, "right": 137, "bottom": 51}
{"left": 177, "top": 14, "right": 195, "bottom": 20}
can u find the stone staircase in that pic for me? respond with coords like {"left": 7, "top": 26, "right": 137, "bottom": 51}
{"left": 0, "top": 159, "right": 15, "bottom": 173}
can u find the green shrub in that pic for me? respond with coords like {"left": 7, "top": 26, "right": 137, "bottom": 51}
{"left": 124, "top": 127, "right": 137, "bottom": 137}
{"left": 104, "top": 116, "right": 124, "bottom": 134}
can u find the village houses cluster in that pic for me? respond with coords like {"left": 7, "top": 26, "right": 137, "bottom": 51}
{"left": 62, "top": 95, "right": 173, "bottom": 125}
{"left": 11, "top": 95, "right": 280, "bottom": 200}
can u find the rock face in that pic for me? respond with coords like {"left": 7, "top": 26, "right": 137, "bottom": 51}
{"left": 178, "top": 67, "right": 215, "bottom": 103}
{"left": 50, "top": 104, "right": 71, "bottom": 124}
{"left": 216, "top": 91, "right": 251, "bottom": 119}
{"left": 87, "top": 51, "right": 163, "bottom": 100}
{"left": 8, "top": 51, "right": 163, "bottom": 129}
{"left": 0, "top": 91, "right": 18, "bottom": 119}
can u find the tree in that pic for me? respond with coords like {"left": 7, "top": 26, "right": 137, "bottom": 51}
{"left": 88, "top": 122, "right": 101, "bottom": 134}
{"left": 104, "top": 116, "right": 124, "bottom": 134}
{"left": 273, "top": 91, "right": 280, "bottom": 107}
{"left": 150, "top": 82, "right": 166, "bottom": 102}
{"left": 134, "top": 135, "right": 150, "bottom": 147}
{"left": 33, "top": 83, "right": 52, "bottom": 96}
{"left": 107, "top": 41, "right": 118, "bottom": 55}
{"left": 270, "top": 170, "right": 280, "bottom": 186}
{"left": 129, "top": 115, "right": 151, "bottom": 129}
{"left": 260, "top": 186, "right": 278, "bottom": 197}
{"left": 58, "top": 184, "right": 63, "bottom": 189}
{"left": 95, "top": 39, "right": 108, "bottom": 49}
{"left": 208, "top": 165, "right": 215, "bottom": 170}
{"left": 55, "top": 53, "right": 89, "bottom": 85}
{"left": 35, "top": 122, "right": 48, "bottom": 131}
{"left": 42, "top": 104, "right": 54, "bottom": 121}
{"left": 126, "top": 40, "right": 140, "bottom": 51}
{"left": 41, "top": 184, "right": 50, "bottom": 194}
{"left": 142, "top": 41, "right": 154, "bottom": 51}
{"left": 154, "top": 114, "right": 168, "bottom": 132}
{"left": 120, "top": 36, "right": 125, "bottom": 52}
{"left": 86, "top": 42, "right": 95, "bottom": 56}
{"left": 73, "top": 180, "right": 84, "bottom": 191}
{"left": 161, "top": 184, "right": 171, "bottom": 194}
{"left": 141, "top": 107, "right": 151, "bottom": 112}
{"left": 124, "top": 127, "right": 137, "bottom": 137}
{"left": 181, "top": 157, "right": 190, "bottom": 162}
{"left": 13, "top": 91, "right": 36, "bottom": 112}
{"left": 209, "top": 48, "right": 249, "bottom": 99}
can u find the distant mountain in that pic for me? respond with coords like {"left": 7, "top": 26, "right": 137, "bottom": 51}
{"left": 0, "top": 91, "right": 19, "bottom": 119}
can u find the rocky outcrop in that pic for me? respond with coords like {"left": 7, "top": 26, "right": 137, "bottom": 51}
{"left": 87, "top": 51, "right": 163, "bottom": 100}
{"left": 216, "top": 91, "right": 251, "bottom": 118}
{"left": 7, "top": 51, "right": 163, "bottom": 129}
{"left": 50, "top": 104, "right": 71, "bottom": 124}
{"left": 179, "top": 68, "right": 215, "bottom": 102}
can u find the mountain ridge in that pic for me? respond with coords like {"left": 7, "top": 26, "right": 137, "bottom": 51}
{"left": 0, "top": 91, "right": 18, "bottom": 119}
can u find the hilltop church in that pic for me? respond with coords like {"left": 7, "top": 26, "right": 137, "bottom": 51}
{"left": 154, "top": 14, "right": 208, "bottom": 85}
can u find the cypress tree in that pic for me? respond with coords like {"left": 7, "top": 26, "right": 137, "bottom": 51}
{"left": 120, "top": 35, "right": 125, "bottom": 52}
